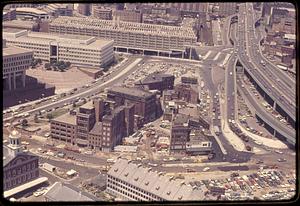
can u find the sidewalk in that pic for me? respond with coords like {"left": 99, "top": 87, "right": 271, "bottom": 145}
{"left": 219, "top": 95, "right": 246, "bottom": 152}
{"left": 236, "top": 121, "right": 288, "bottom": 149}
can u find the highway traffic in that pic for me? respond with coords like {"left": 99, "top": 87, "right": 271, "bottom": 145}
{"left": 236, "top": 3, "right": 295, "bottom": 123}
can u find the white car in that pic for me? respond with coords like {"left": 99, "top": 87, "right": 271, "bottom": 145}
{"left": 230, "top": 72, "right": 233, "bottom": 75}
{"left": 203, "top": 167, "right": 210, "bottom": 172}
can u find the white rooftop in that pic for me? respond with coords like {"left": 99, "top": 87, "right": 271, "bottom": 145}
{"left": 50, "top": 16, "right": 196, "bottom": 38}
{"left": 108, "top": 158, "right": 207, "bottom": 201}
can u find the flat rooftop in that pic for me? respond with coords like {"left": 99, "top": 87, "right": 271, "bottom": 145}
{"left": 50, "top": 16, "right": 196, "bottom": 38}
{"left": 52, "top": 113, "right": 76, "bottom": 125}
{"left": 80, "top": 101, "right": 94, "bottom": 110}
{"left": 3, "top": 45, "right": 33, "bottom": 56}
{"left": 3, "top": 19, "right": 37, "bottom": 27}
{"left": 108, "top": 86, "right": 154, "bottom": 99}
{"left": 139, "top": 73, "right": 174, "bottom": 84}
{"left": 16, "top": 7, "right": 48, "bottom": 15}
{"left": 3, "top": 29, "right": 113, "bottom": 48}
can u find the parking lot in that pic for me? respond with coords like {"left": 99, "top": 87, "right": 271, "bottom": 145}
{"left": 187, "top": 168, "right": 296, "bottom": 200}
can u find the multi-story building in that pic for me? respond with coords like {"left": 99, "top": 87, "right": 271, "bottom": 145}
{"left": 113, "top": 10, "right": 142, "bottom": 23}
{"left": 181, "top": 76, "right": 198, "bottom": 84}
{"left": 175, "top": 84, "right": 199, "bottom": 104}
{"left": 124, "top": 103, "right": 135, "bottom": 137}
{"left": 92, "top": 5, "right": 112, "bottom": 20}
{"left": 3, "top": 8, "right": 16, "bottom": 21}
{"left": 43, "top": 4, "right": 73, "bottom": 17}
{"left": 102, "top": 106, "right": 126, "bottom": 152}
{"left": 3, "top": 130, "right": 39, "bottom": 192}
{"left": 107, "top": 86, "right": 157, "bottom": 123}
{"left": 3, "top": 29, "right": 114, "bottom": 68}
{"left": 50, "top": 112, "right": 77, "bottom": 145}
{"left": 135, "top": 73, "right": 175, "bottom": 94}
{"left": 218, "top": 3, "right": 237, "bottom": 17}
{"left": 76, "top": 102, "right": 96, "bottom": 147}
{"left": 15, "top": 7, "right": 50, "bottom": 20}
{"left": 49, "top": 16, "right": 197, "bottom": 57}
{"left": 107, "top": 158, "right": 207, "bottom": 201}
{"left": 3, "top": 20, "right": 40, "bottom": 31}
{"left": 4, "top": 4, "right": 43, "bottom": 9}
{"left": 170, "top": 114, "right": 191, "bottom": 153}
{"left": 186, "top": 130, "right": 212, "bottom": 155}
{"left": 77, "top": 4, "right": 91, "bottom": 16}
{"left": 3, "top": 39, "right": 33, "bottom": 91}
{"left": 88, "top": 122, "right": 102, "bottom": 150}
{"left": 93, "top": 97, "right": 105, "bottom": 122}
{"left": 161, "top": 3, "right": 209, "bottom": 14}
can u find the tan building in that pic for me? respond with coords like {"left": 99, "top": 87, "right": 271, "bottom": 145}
{"left": 92, "top": 5, "right": 112, "bottom": 20}
{"left": 77, "top": 4, "right": 91, "bottom": 16}
{"left": 49, "top": 16, "right": 197, "bottom": 55}
{"left": 3, "top": 39, "right": 33, "bottom": 91}
{"left": 50, "top": 112, "right": 77, "bottom": 145}
{"left": 113, "top": 10, "right": 142, "bottom": 23}
{"left": 3, "top": 29, "right": 114, "bottom": 68}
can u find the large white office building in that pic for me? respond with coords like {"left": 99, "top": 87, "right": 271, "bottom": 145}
{"left": 3, "top": 28, "right": 114, "bottom": 68}
{"left": 3, "top": 39, "right": 33, "bottom": 91}
{"left": 107, "top": 158, "right": 206, "bottom": 201}
{"left": 49, "top": 16, "right": 197, "bottom": 56}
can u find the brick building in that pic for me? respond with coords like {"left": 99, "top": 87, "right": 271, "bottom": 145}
{"left": 107, "top": 86, "right": 157, "bottom": 123}
{"left": 76, "top": 102, "right": 96, "bottom": 147}
{"left": 3, "top": 130, "right": 39, "bottom": 192}
{"left": 135, "top": 73, "right": 175, "bottom": 94}
{"left": 50, "top": 112, "right": 77, "bottom": 145}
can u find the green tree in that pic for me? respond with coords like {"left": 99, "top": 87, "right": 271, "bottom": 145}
{"left": 45, "top": 63, "right": 51, "bottom": 69}
{"left": 65, "top": 61, "right": 71, "bottom": 67}
{"left": 21, "top": 118, "right": 28, "bottom": 127}
{"left": 36, "top": 58, "right": 42, "bottom": 64}
{"left": 46, "top": 113, "right": 53, "bottom": 120}
{"left": 34, "top": 114, "right": 39, "bottom": 123}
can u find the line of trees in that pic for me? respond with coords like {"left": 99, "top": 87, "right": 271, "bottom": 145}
{"left": 45, "top": 60, "right": 71, "bottom": 72}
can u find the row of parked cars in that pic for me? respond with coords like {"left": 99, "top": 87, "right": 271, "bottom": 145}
{"left": 188, "top": 169, "right": 295, "bottom": 200}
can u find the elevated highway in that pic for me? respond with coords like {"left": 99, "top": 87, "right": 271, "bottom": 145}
{"left": 236, "top": 3, "right": 296, "bottom": 127}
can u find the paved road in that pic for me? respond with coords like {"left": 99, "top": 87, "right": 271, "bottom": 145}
{"left": 237, "top": 3, "right": 295, "bottom": 123}
{"left": 4, "top": 56, "right": 146, "bottom": 122}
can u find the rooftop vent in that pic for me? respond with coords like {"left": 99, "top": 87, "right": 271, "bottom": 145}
{"left": 178, "top": 196, "right": 183, "bottom": 200}
{"left": 145, "top": 181, "right": 149, "bottom": 186}
{"left": 124, "top": 172, "right": 129, "bottom": 177}
{"left": 167, "top": 191, "right": 171, "bottom": 195}
{"left": 114, "top": 168, "right": 118, "bottom": 172}
{"left": 156, "top": 186, "right": 160, "bottom": 190}
{"left": 134, "top": 177, "right": 139, "bottom": 181}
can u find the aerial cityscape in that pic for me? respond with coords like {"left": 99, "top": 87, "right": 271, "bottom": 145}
{"left": 2, "top": 2, "right": 297, "bottom": 202}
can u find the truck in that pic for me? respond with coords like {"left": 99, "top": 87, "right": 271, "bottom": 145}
{"left": 214, "top": 126, "right": 220, "bottom": 135}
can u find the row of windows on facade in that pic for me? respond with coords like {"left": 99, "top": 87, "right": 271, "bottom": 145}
{"left": 51, "top": 123, "right": 74, "bottom": 128}
{"left": 3, "top": 66, "right": 27, "bottom": 73}
{"left": 3, "top": 55, "right": 32, "bottom": 62}
{"left": 49, "top": 28, "right": 194, "bottom": 40}
{"left": 9, "top": 41, "right": 105, "bottom": 54}
{"left": 4, "top": 171, "right": 39, "bottom": 189}
{"left": 4, "top": 162, "right": 37, "bottom": 178}
{"left": 108, "top": 178, "right": 162, "bottom": 200}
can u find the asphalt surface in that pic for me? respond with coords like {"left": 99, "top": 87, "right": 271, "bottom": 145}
{"left": 237, "top": 3, "right": 295, "bottom": 122}
{"left": 4, "top": 55, "right": 147, "bottom": 121}
{"left": 200, "top": 63, "right": 253, "bottom": 163}
{"left": 236, "top": 3, "right": 295, "bottom": 143}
